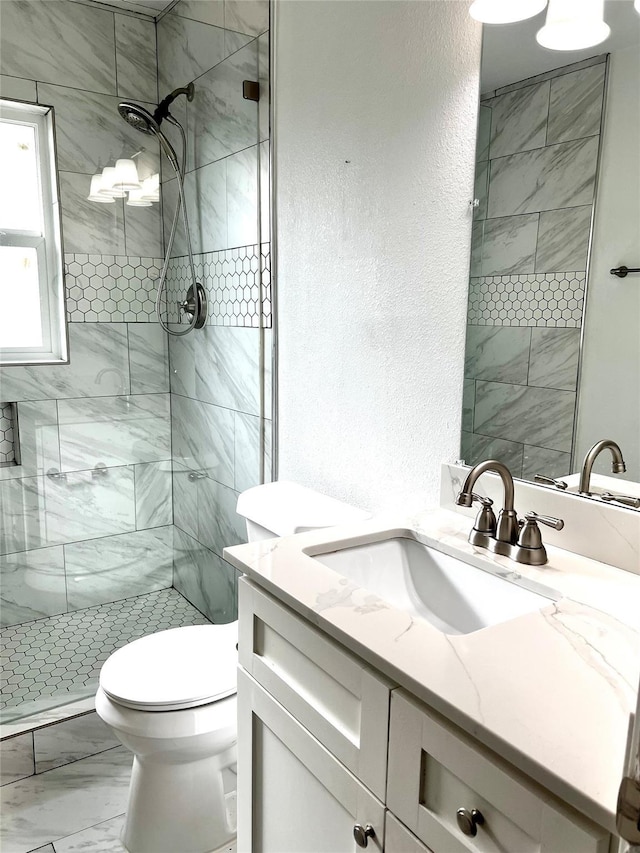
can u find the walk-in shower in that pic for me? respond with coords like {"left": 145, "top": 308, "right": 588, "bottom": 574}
{"left": 119, "top": 83, "right": 207, "bottom": 336}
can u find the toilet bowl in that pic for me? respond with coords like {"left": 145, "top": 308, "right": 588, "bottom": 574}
{"left": 96, "top": 481, "right": 369, "bottom": 853}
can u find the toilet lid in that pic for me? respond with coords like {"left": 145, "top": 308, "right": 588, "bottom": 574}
{"left": 99, "top": 622, "right": 238, "bottom": 712}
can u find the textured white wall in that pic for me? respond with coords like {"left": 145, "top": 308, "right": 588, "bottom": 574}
{"left": 576, "top": 44, "right": 640, "bottom": 480}
{"left": 274, "top": 0, "right": 481, "bottom": 512}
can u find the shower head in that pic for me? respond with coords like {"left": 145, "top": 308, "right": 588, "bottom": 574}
{"left": 118, "top": 102, "right": 160, "bottom": 136}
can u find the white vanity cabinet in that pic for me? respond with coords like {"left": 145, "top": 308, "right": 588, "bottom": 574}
{"left": 237, "top": 578, "right": 614, "bottom": 853}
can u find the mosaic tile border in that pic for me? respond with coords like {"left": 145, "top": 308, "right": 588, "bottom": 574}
{"left": 164, "top": 243, "right": 272, "bottom": 329}
{"left": 64, "top": 254, "right": 164, "bottom": 323}
{"left": 0, "top": 404, "right": 15, "bottom": 465}
{"left": 467, "top": 272, "right": 585, "bottom": 327}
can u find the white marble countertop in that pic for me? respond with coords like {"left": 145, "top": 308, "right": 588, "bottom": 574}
{"left": 224, "top": 507, "right": 640, "bottom": 835}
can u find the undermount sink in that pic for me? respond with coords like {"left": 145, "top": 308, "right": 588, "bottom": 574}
{"left": 309, "top": 536, "right": 558, "bottom": 635}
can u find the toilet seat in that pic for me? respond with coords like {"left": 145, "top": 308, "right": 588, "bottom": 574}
{"left": 99, "top": 622, "right": 238, "bottom": 712}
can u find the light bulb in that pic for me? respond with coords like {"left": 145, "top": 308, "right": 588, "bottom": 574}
{"left": 113, "top": 158, "right": 141, "bottom": 191}
{"left": 99, "top": 167, "right": 126, "bottom": 198}
{"left": 537, "top": 0, "right": 610, "bottom": 50}
{"left": 470, "top": 0, "right": 547, "bottom": 24}
{"left": 87, "top": 173, "right": 115, "bottom": 203}
{"left": 126, "top": 188, "right": 153, "bottom": 207}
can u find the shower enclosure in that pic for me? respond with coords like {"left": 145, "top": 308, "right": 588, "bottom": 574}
{"left": 0, "top": 0, "right": 272, "bottom": 732}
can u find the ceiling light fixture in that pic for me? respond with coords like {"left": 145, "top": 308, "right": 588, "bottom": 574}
{"left": 536, "top": 0, "right": 610, "bottom": 50}
{"left": 469, "top": 0, "right": 547, "bottom": 25}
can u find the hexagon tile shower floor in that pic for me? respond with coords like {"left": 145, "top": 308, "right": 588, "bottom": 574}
{"left": 0, "top": 588, "right": 209, "bottom": 721}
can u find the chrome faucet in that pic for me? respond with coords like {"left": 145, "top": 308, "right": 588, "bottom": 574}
{"left": 579, "top": 439, "right": 626, "bottom": 495}
{"left": 456, "top": 459, "right": 564, "bottom": 566}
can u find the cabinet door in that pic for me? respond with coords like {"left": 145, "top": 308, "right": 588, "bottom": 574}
{"left": 239, "top": 577, "right": 392, "bottom": 799}
{"left": 238, "top": 668, "right": 385, "bottom": 853}
{"left": 387, "top": 690, "right": 610, "bottom": 853}
{"left": 386, "top": 814, "right": 434, "bottom": 853}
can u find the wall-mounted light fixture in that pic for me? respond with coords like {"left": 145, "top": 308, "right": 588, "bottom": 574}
{"left": 87, "top": 161, "right": 160, "bottom": 207}
{"left": 469, "top": 0, "right": 547, "bottom": 24}
{"left": 536, "top": 0, "right": 610, "bottom": 50}
{"left": 87, "top": 173, "right": 115, "bottom": 203}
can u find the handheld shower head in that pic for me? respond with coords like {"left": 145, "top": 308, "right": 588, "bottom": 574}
{"left": 118, "top": 102, "right": 160, "bottom": 135}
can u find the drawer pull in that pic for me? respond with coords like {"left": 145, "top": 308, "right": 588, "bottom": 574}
{"left": 456, "top": 807, "right": 485, "bottom": 837}
{"left": 353, "top": 823, "right": 375, "bottom": 848}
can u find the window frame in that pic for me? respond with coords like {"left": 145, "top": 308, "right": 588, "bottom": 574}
{"left": 0, "top": 99, "right": 68, "bottom": 366}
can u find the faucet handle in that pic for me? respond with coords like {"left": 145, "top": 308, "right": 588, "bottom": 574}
{"left": 470, "top": 493, "right": 493, "bottom": 507}
{"left": 534, "top": 474, "right": 568, "bottom": 491}
{"left": 525, "top": 511, "right": 564, "bottom": 531}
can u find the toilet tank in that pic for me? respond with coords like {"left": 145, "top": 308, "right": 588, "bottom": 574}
{"left": 236, "top": 481, "right": 370, "bottom": 542}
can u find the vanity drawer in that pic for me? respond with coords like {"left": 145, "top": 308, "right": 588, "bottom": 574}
{"left": 387, "top": 690, "right": 610, "bottom": 853}
{"left": 238, "top": 578, "right": 393, "bottom": 799}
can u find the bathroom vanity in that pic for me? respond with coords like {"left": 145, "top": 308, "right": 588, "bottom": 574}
{"left": 225, "top": 501, "right": 640, "bottom": 853}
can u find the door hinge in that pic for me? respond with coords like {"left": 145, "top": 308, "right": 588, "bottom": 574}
{"left": 617, "top": 776, "right": 640, "bottom": 844}
{"left": 243, "top": 80, "right": 260, "bottom": 102}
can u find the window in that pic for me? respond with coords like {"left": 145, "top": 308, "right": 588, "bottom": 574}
{"left": 0, "top": 99, "right": 68, "bottom": 365}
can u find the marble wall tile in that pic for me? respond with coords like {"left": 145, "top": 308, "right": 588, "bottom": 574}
{"left": 175, "top": 0, "right": 224, "bottom": 26}
{"left": 234, "top": 411, "right": 266, "bottom": 492}
{"left": 488, "top": 81, "right": 549, "bottom": 160}
{"left": 161, "top": 177, "right": 187, "bottom": 259}
{"left": 0, "top": 746, "right": 131, "bottom": 853}
{"left": 171, "top": 394, "right": 234, "bottom": 486}
{"left": 464, "top": 326, "right": 531, "bottom": 384}
{"left": 528, "top": 328, "right": 580, "bottom": 391}
{"left": 494, "top": 55, "right": 605, "bottom": 97}
{"left": 64, "top": 526, "right": 172, "bottom": 610}
{"left": 535, "top": 206, "right": 591, "bottom": 273}
{"left": 225, "top": 0, "right": 269, "bottom": 37}
{"left": 188, "top": 160, "right": 228, "bottom": 253}
{"left": 194, "top": 326, "right": 261, "bottom": 415}
{"left": 227, "top": 145, "right": 259, "bottom": 247}
{"left": 36, "top": 84, "right": 160, "bottom": 179}
{"left": 469, "top": 433, "right": 524, "bottom": 478}
{"left": 0, "top": 324, "right": 130, "bottom": 402}
{"left": 260, "top": 140, "right": 271, "bottom": 242}
{"left": 128, "top": 324, "right": 169, "bottom": 394}
{"left": 481, "top": 213, "right": 539, "bottom": 276}
{"left": 115, "top": 15, "right": 157, "bottom": 103}
{"left": 522, "top": 446, "right": 572, "bottom": 481}
{"left": 53, "top": 814, "right": 126, "bottom": 853}
{"left": 0, "top": 401, "right": 59, "bottom": 483}
{"left": 462, "top": 378, "right": 475, "bottom": 433}
{"left": 476, "top": 104, "right": 491, "bottom": 163}
{"left": 172, "top": 463, "right": 199, "bottom": 540}
{"left": 474, "top": 381, "right": 576, "bottom": 452}
{"left": 488, "top": 136, "right": 599, "bottom": 218}
{"left": 547, "top": 65, "right": 606, "bottom": 146}
{"left": 196, "top": 476, "right": 245, "bottom": 555}
{"left": 258, "top": 32, "right": 269, "bottom": 144}
{"left": 157, "top": 12, "right": 225, "bottom": 95}
{"left": 0, "top": 0, "right": 116, "bottom": 95}
{"left": 460, "top": 430, "right": 473, "bottom": 463}
{"left": 0, "top": 75, "right": 36, "bottom": 102}
{"left": 188, "top": 40, "right": 259, "bottom": 170}
{"left": 0, "top": 733, "right": 34, "bottom": 786}
{"left": 59, "top": 173, "right": 126, "bottom": 256}
{"left": 135, "top": 461, "right": 172, "bottom": 529}
{"left": 57, "top": 394, "right": 170, "bottom": 472}
{"left": 0, "top": 546, "right": 67, "bottom": 628}
{"left": 470, "top": 221, "right": 483, "bottom": 278}
{"left": 173, "top": 526, "right": 237, "bottom": 622}
{"left": 168, "top": 331, "right": 196, "bottom": 398}
{"left": 474, "top": 159, "right": 489, "bottom": 221}
{"left": 124, "top": 202, "right": 163, "bottom": 259}
{"left": 34, "top": 713, "right": 120, "bottom": 774}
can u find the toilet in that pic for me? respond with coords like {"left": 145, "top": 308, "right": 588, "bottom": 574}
{"left": 95, "top": 481, "right": 369, "bottom": 853}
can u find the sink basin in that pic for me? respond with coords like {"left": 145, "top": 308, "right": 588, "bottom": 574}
{"left": 309, "top": 536, "right": 557, "bottom": 635}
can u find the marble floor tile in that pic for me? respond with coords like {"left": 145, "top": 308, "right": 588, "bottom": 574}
{"left": 171, "top": 394, "right": 235, "bottom": 486}
{"left": 128, "top": 324, "right": 169, "bottom": 394}
{"left": 135, "top": 461, "right": 173, "bottom": 530}
{"left": 57, "top": 394, "right": 170, "bottom": 472}
{"left": 157, "top": 11, "right": 225, "bottom": 94}
{"left": 34, "top": 714, "right": 120, "bottom": 775}
{"left": 53, "top": 813, "right": 126, "bottom": 852}
{"left": 194, "top": 326, "right": 261, "bottom": 415}
{"left": 535, "top": 206, "right": 591, "bottom": 273}
{"left": 469, "top": 433, "right": 525, "bottom": 478}
{"left": 59, "top": 173, "right": 126, "bottom": 257}
{"left": 0, "top": 746, "right": 131, "bottom": 853}
{"left": 0, "top": 0, "right": 116, "bottom": 95}
{"left": 481, "top": 214, "right": 539, "bottom": 276}
{"left": 0, "top": 401, "right": 59, "bottom": 483}
{"left": 547, "top": 64, "right": 606, "bottom": 146}
{"left": 227, "top": 146, "right": 259, "bottom": 248}
{"left": 0, "top": 325, "right": 130, "bottom": 403}
{"left": 464, "top": 326, "right": 531, "bottom": 385}
{"left": 474, "top": 381, "right": 576, "bottom": 452}
{"left": 487, "top": 81, "right": 550, "bottom": 160}
{"left": 488, "top": 136, "right": 599, "bottom": 218}
{"left": 1, "top": 734, "right": 34, "bottom": 786}
{"left": 522, "top": 446, "right": 572, "bottom": 482}
{"left": 528, "top": 328, "right": 580, "bottom": 392}
{"left": 173, "top": 527, "right": 237, "bottom": 622}
{"left": 0, "top": 546, "right": 67, "bottom": 628}
{"left": 115, "top": 14, "right": 157, "bottom": 103}
{"left": 64, "top": 526, "right": 173, "bottom": 610}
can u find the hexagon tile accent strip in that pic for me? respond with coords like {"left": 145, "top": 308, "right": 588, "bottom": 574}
{"left": 0, "top": 403, "right": 16, "bottom": 465}
{"left": 64, "top": 254, "right": 164, "bottom": 323}
{"left": 0, "top": 588, "right": 210, "bottom": 713}
{"left": 468, "top": 271, "right": 586, "bottom": 327}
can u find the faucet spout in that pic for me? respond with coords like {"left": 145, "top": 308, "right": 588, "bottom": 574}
{"left": 579, "top": 439, "right": 626, "bottom": 495}
{"left": 456, "top": 459, "right": 518, "bottom": 548}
